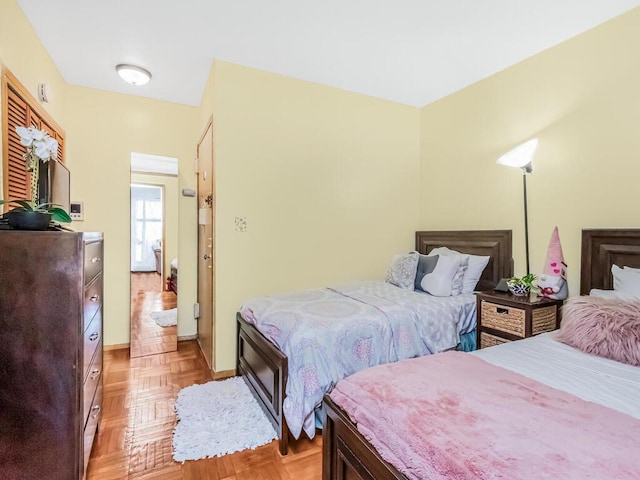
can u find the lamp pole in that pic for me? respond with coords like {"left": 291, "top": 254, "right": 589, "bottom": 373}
{"left": 522, "top": 170, "right": 530, "bottom": 275}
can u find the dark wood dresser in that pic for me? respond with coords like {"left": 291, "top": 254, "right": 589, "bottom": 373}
{"left": 0, "top": 231, "right": 103, "bottom": 480}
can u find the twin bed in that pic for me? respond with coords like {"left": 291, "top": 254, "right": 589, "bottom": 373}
{"left": 236, "top": 230, "right": 513, "bottom": 454}
{"left": 322, "top": 228, "right": 640, "bottom": 479}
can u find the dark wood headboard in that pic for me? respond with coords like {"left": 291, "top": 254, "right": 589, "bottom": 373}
{"left": 415, "top": 230, "right": 513, "bottom": 291}
{"left": 580, "top": 229, "right": 640, "bottom": 295}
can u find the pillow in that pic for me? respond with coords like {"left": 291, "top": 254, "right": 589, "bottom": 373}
{"left": 590, "top": 288, "right": 640, "bottom": 302}
{"left": 385, "top": 252, "right": 419, "bottom": 290}
{"left": 421, "top": 255, "right": 460, "bottom": 297}
{"left": 414, "top": 254, "right": 439, "bottom": 290}
{"left": 555, "top": 296, "right": 640, "bottom": 367}
{"left": 429, "top": 247, "right": 490, "bottom": 293}
{"left": 612, "top": 265, "right": 640, "bottom": 294}
{"left": 450, "top": 255, "right": 469, "bottom": 296}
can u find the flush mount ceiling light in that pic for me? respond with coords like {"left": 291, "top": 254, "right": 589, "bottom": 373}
{"left": 115, "top": 64, "right": 152, "bottom": 86}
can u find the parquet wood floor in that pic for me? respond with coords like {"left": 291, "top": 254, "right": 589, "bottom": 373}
{"left": 87, "top": 342, "right": 322, "bottom": 480}
{"left": 130, "top": 273, "right": 177, "bottom": 358}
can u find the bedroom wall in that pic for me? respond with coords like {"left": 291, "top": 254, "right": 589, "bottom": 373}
{"left": 63, "top": 86, "right": 199, "bottom": 346}
{"left": 0, "top": 0, "right": 67, "bottom": 200}
{"left": 419, "top": 8, "right": 640, "bottom": 297}
{"left": 130, "top": 172, "right": 179, "bottom": 279}
{"left": 0, "top": 0, "right": 200, "bottom": 347}
{"left": 200, "top": 61, "right": 421, "bottom": 372}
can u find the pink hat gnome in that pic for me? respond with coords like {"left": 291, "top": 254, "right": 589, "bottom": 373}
{"left": 534, "top": 226, "right": 568, "bottom": 300}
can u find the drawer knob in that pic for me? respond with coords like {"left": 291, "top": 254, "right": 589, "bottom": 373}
{"left": 91, "top": 257, "right": 101, "bottom": 264}
{"left": 90, "top": 294, "right": 99, "bottom": 302}
{"left": 91, "top": 405, "right": 101, "bottom": 418}
{"left": 496, "top": 307, "right": 509, "bottom": 314}
{"left": 89, "top": 332, "right": 99, "bottom": 342}
{"left": 90, "top": 368, "right": 101, "bottom": 380}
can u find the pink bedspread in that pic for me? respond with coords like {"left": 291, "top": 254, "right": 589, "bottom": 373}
{"left": 330, "top": 351, "right": 640, "bottom": 480}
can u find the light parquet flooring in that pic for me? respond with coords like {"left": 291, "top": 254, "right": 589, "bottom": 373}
{"left": 87, "top": 341, "right": 323, "bottom": 480}
{"left": 130, "top": 272, "right": 178, "bottom": 358}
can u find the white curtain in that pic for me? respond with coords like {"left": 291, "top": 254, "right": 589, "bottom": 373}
{"left": 130, "top": 185, "right": 163, "bottom": 272}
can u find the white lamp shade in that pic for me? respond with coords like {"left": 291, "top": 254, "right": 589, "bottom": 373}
{"left": 497, "top": 138, "right": 538, "bottom": 172}
{"left": 116, "top": 64, "right": 151, "bottom": 86}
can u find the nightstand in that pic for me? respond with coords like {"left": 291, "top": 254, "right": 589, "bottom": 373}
{"left": 475, "top": 291, "right": 563, "bottom": 349}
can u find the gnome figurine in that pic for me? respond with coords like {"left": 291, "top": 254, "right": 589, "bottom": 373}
{"left": 534, "top": 226, "right": 568, "bottom": 300}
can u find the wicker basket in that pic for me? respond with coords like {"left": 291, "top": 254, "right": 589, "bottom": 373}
{"left": 532, "top": 306, "right": 557, "bottom": 335}
{"left": 480, "top": 332, "right": 510, "bottom": 348}
{"left": 481, "top": 301, "right": 525, "bottom": 337}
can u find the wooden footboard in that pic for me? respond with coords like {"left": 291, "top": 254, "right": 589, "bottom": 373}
{"left": 323, "top": 395, "right": 406, "bottom": 480}
{"left": 236, "top": 313, "right": 289, "bottom": 455}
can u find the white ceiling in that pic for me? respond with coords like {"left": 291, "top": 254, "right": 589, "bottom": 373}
{"left": 16, "top": 0, "right": 640, "bottom": 107}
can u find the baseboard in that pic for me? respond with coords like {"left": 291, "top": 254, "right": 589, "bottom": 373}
{"left": 178, "top": 334, "right": 198, "bottom": 341}
{"left": 213, "top": 368, "right": 236, "bottom": 380}
{"left": 104, "top": 343, "right": 129, "bottom": 352}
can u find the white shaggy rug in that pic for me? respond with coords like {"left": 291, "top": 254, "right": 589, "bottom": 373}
{"left": 150, "top": 308, "right": 177, "bottom": 327}
{"left": 172, "top": 377, "right": 278, "bottom": 462}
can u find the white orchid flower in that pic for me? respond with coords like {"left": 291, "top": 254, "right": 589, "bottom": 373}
{"left": 44, "top": 136, "right": 59, "bottom": 158}
{"left": 15, "top": 126, "right": 34, "bottom": 147}
{"left": 31, "top": 128, "right": 45, "bottom": 141}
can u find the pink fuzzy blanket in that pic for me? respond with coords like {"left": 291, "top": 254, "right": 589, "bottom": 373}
{"left": 330, "top": 351, "right": 640, "bottom": 479}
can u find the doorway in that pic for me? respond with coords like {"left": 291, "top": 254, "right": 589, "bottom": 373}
{"left": 197, "top": 118, "right": 215, "bottom": 370}
{"left": 129, "top": 153, "right": 179, "bottom": 358}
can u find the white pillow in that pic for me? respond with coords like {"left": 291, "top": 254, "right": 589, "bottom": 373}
{"left": 612, "top": 264, "right": 640, "bottom": 294}
{"left": 429, "top": 247, "right": 490, "bottom": 293}
{"left": 385, "top": 252, "right": 419, "bottom": 290}
{"left": 589, "top": 288, "right": 640, "bottom": 301}
{"left": 421, "top": 255, "right": 460, "bottom": 296}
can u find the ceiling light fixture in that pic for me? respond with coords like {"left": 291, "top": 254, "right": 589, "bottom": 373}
{"left": 115, "top": 64, "right": 152, "bottom": 86}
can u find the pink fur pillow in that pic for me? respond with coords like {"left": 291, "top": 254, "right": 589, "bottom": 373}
{"left": 556, "top": 296, "right": 640, "bottom": 366}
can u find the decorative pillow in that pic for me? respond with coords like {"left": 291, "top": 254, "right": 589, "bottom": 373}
{"left": 414, "top": 254, "right": 439, "bottom": 290}
{"left": 612, "top": 265, "right": 640, "bottom": 294}
{"left": 421, "top": 254, "right": 460, "bottom": 297}
{"left": 429, "top": 246, "right": 490, "bottom": 293}
{"left": 450, "top": 255, "right": 469, "bottom": 296}
{"left": 555, "top": 296, "right": 640, "bottom": 367}
{"left": 385, "top": 252, "right": 419, "bottom": 290}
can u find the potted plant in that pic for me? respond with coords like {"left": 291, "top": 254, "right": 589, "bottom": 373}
{"left": 507, "top": 273, "right": 537, "bottom": 296}
{"left": 0, "top": 199, "right": 71, "bottom": 230}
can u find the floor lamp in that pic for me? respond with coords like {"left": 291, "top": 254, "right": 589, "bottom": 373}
{"left": 497, "top": 138, "right": 538, "bottom": 275}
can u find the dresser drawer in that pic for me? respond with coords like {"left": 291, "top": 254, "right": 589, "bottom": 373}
{"left": 532, "top": 306, "right": 558, "bottom": 335}
{"left": 84, "top": 241, "right": 103, "bottom": 285}
{"left": 83, "top": 346, "right": 102, "bottom": 423}
{"left": 480, "top": 332, "right": 510, "bottom": 348}
{"left": 83, "top": 309, "right": 102, "bottom": 377}
{"left": 481, "top": 300, "right": 525, "bottom": 337}
{"left": 83, "top": 380, "right": 103, "bottom": 473}
{"left": 84, "top": 274, "right": 103, "bottom": 327}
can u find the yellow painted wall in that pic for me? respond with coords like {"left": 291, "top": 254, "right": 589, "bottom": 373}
{"left": 130, "top": 172, "right": 179, "bottom": 279}
{"left": 1, "top": 0, "right": 200, "bottom": 346}
{"left": 0, "top": 0, "right": 67, "bottom": 200}
{"left": 202, "top": 62, "right": 420, "bottom": 371}
{"left": 419, "top": 8, "right": 640, "bottom": 297}
{"left": 64, "top": 86, "right": 199, "bottom": 344}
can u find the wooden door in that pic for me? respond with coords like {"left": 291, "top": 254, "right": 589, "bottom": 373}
{"left": 196, "top": 118, "right": 215, "bottom": 370}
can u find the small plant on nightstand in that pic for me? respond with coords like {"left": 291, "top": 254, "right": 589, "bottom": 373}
{"left": 507, "top": 273, "right": 537, "bottom": 296}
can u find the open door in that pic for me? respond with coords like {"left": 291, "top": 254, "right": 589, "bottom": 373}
{"left": 196, "top": 118, "right": 214, "bottom": 370}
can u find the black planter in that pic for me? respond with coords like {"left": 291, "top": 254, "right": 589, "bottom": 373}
{"left": 5, "top": 211, "right": 52, "bottom": 230}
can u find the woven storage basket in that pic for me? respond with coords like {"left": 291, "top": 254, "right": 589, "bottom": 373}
{"left": 480, "top": 332, "right": 510, "bottom": 348}
{"left": 532, "top": 306, "right": 557, "bottom": 335}
{"left": 481, "top": 301, "right": 525, "bottom": 337}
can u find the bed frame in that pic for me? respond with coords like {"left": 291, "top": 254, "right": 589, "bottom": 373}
{"left": 322, "top": 228, "right": 640, "bottom": 480}
{"left": 237, "top": 229, "right": 512, "bottom": 455}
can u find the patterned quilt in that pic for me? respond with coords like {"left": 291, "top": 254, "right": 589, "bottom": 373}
{"left": 240, "top": 281, "right": 475, "bottom": 439}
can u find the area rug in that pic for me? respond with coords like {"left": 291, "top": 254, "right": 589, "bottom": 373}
{"left": 149, "top": 308, "right": 177, "bottom": 327}
{"left": 172, "top": 377, "right": 278, "bottom": 461}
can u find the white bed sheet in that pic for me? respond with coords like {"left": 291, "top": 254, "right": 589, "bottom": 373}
{"left": 472, "top": 332, "right": 640, "bottom": 419}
